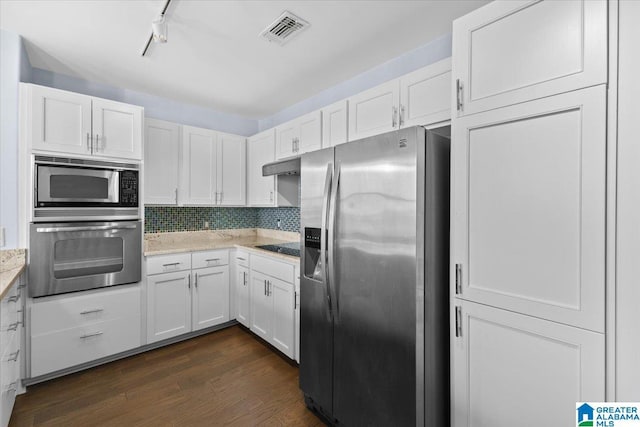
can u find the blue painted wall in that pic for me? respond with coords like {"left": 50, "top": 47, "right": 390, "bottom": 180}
{"left": 0, "top": 30, "right": 31, "bottom": 248}
{"left": 258, "top": 33, "right": 452, "bottom": 130}
{"left": 30, "top": 68, "right": 259, "bottom": 136}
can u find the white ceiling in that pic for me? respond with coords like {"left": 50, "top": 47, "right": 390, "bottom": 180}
{"left": 1, "top": 0, "right": 489, "bottom": 119}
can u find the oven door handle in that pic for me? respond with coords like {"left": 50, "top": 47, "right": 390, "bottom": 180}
{"left": 35, "top": 225, "right": 138, "bottom": 233}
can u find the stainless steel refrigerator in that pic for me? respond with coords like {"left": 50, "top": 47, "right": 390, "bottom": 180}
{"left": 299, "top": 126, "right": 450, "bottom": 426}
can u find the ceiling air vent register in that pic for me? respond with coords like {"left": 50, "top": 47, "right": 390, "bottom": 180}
{"left": 260, "top": 11, "right": 310, "bottom": 46}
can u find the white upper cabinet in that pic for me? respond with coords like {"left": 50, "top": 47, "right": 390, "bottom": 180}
{"left": 452, "top": 300, "right": 604, "bottom": 427}
{"left": 29, "top": 85, "right": 92, "bottom": 156}
{"left": 275, "top": 111, "right": 322, "bottom": 159}
{"left": 348, "top": 59, "right": 452, "bottom": 141}
{"left": 28, "top": 84, "right": 143, "bottom": 160}
{"left": 144, "top": 118, "right": 180, "bottom": 205}
{"left": 400, "top": 58, "right": 451, "bottom": 127}
{"left": 452, "top": 0, "right": 607, "bottom": 116}
{"left": 452, "top": 86, "right": 606, "bottom": 332}
{"left": 217, "top": 132, "right": 246, "bottom": 206}
{"left": 348, "top": 80, "right": 399, "bottom": 141}
{"left": 181, "top": 126, "right": 217, "bottom": 205}
{"left": 91, "top": 98, "right": 143, "bottom": 160}
{"left": 247, "top": 129, "right": 276, "bottom": 206}
{"left": 180, "top": 126, "right": 246, "bottom": 206}
{"left": 321, "top": 100, "right": 348, "bottom": 148}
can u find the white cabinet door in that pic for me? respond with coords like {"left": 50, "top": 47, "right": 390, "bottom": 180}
{"left": 270, "top": 277, "right": 294, "bottom": 359}
{"left": 30, "top": 85, "right": 92, "bottom": 155}
{"left": 294, "top": 266, "right": 300, "bottom": 363}
{"left": 146, "top": 271, "right": 192, "bottom": 343}
{"left": 250, "top": 271, "right": 271, "bottom": 341}
{"left": 452, "top": 300, "right": 604, "bottom": 427}
{"left": 192, "top": 266, "right": 229, "bottom": 331}
{"left": 296, "top": 110, "right": 322, "bottom": 155}
{"left": 236, "top": 265, "right": 250, "bottom": 328}
{"left": 452, "top": 0, "right": 607, "bottom": 116}
{"left": 92, "top": 98, "right": 143, "bottom": 160}
{"left": 321, "top": 100, "right": 348, "bottom": 148}
{"left": 247, "top": 130, "right": 276, "bottom": 206}
{"left": 452, "top": 86, "right": 606, "bottom": 332}
{"left": 276, "top": 121, "right": 297, "bottom": 160}
{"left": 181, "top": 126, "right": 217, "bottom": 205}
{"left": 400, "top": 58, "right": 451, "bottom": 127}
{"left": 217, "top": 132, "right": 246, "bottom": 206}
{"left": 348, "top": 80, "right": 399, "bottom": 141}
{"left": 144, "top": 118, "right": 180, "bottom": 205}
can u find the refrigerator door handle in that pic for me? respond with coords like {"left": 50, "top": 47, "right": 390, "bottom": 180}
{"left": 320, "top": 162, "right": 333, "bottom": 321}
{"left": 327, "top": 163, "right": 341, "bottom": 321}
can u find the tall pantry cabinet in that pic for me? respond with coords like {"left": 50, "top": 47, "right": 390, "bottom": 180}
{"left": 450, "top": 1, "right": 608, "bottom": 426}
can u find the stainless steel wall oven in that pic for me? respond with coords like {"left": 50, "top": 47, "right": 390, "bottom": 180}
{"left": 29, "top": 221, "right": 142, "bottom": 298}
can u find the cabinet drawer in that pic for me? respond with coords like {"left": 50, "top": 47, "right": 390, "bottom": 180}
{"left": 31, "top": 315, "right": 141, "bottom": 378}
{"left": 251, "top": 254, "right": 294, "bottom": 283}
{"left": 146, "top": 253, "right": 191, "bottom": 275}
{"left": 234, "top": 250, "right": 249, "bottom": 268}
{"left": 1, "top": 332, "right": 20, "bottom": 427}
{"left": 1, "top": 285, "right": 21, "bottom": 354}
{"left": 192, "top": 249, "right": 229, "bottom": 269}
{"left": 31, "top": 285, "right": 141, "bottom": 335}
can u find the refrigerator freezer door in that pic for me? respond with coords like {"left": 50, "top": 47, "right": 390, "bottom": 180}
{"left": 332, "top": 127, "right": 424, "bottom": 426}
{"left": 299, "top": 147, "right": 335, "bottom": 417}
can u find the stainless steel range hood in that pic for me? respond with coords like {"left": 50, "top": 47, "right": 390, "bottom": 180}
{"left": 262, "top": 157, "right": 300, "bottom": 176}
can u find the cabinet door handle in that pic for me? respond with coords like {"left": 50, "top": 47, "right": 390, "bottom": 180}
{"left": 243, "top": 271, "right": 247, "bottom": 286}
{"left": 264, "top": 280, "right": 267, "bottom": 296}
{"left": 95, "top": 134, "right": 101, "bottom": 152}
{"left": 175, "top": 188, "right": 178, "bottom": 204}
{"left": 294, "top": 291, "right": 298, "bottom": 309}
{"left": 188, "top": 273, "right": 191, "bottom": 289}
{"left": 195, "top": 273, "right": 198, "bottom": 288}
{"left": 392, "top": 106, "right": 398, "bottom": 128}
{"left": 456, "top": 79, "right": 463, "bottom": 112}
{"left": 8, "top": 349, "right": 20, "bottom": 362}
{"left": 87, "top": 133, "right": 91, "bottom": 152}
{"left": 80, "top": 332, "right": 103, "bottom": 339}
{"left": 291, "top": 138, "right": 295, "bottom": 153}
{"left": 8, "top": 294, "right": 20, "bottom": 303}
{"left": 268, "top": 280, "right": 271, "bottom": 296}
{"left": 399, "top": 105, "right": 405, "bottom": 127}
{"left": 7, "top": 322, "right": 19, "bottom": 332}
{"left": 455, "top": 306, "right": 462, "bottom": 338}
{"left": 269, "top": 191, "right": 274, "bottom": 202}
{"left": 80, "top": 308, "right": 104, "bottom": 315}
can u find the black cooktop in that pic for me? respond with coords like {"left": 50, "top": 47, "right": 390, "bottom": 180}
{"left": 256, "top": 242, "right": 300, "bottom": 257}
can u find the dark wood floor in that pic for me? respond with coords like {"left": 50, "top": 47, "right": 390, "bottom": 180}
{"left": 10, "top": 326, "right": 324, "bottom": 426}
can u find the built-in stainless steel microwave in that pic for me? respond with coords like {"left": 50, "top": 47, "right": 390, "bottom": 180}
{"left": 34, "top": 156, "right": 139, "bottom": 222}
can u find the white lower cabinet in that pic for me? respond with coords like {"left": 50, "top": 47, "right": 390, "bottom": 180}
{"left": 146, "top": 270, "right": 192, "bottom": 343}
{"left": 452, "top": 300, "right": 604, "bottom": 427}
{"left": 0, "top": 275, "right": 24, "bottom": 427}
{"left": 234, "top": 251, "right": 250, "bottom": 328}
{"left": 30, "top": 285, "right": 141, "bottom": 378}
{"left": 249, "top": 254, "right": 296, "bottom": 360}
{"left": 192, "top": 266, "right": 229, "bottom": 331}
{"left": 146, "top": 250, "right": 230, "bottom": 344}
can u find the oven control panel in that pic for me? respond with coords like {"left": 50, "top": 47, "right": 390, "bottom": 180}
{"left": 120, "top": 170, "right": 138, "bottom": 207}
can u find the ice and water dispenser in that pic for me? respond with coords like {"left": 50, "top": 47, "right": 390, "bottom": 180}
{"left": 304, "top": 227, "right": 323, "bottom": 281}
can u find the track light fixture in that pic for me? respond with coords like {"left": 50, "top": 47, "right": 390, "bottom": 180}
{"left": 141, "top": 0, "right": 172, "bottom": 57}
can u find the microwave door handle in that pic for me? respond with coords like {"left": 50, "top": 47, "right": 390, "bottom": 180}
{"left": 35, "top": 225, "right": 138, "bottom": 233}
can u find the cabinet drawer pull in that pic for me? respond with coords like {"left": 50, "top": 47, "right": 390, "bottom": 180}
{"left": 7, "top": 294, "right": 20, "bottom": 303}
{"left": 162, "top": 262, "right": 180, "bottom": 267}
{"left": 80, "top": 332, "right": 103, "bottom": 339}
{"left": 80, "top": 308, "right": 104, "bottom": 315}
{"left": 7, "top": 322, "right": 19, "bottom": 332}
{"left": 205, "top": 258, "right": 220, "bottom": 262}
{"left": 236, "top": 257, "right": 246, "bottom": 261}
{"left": 8, "top": 349, "right": 20, "bottom": 362}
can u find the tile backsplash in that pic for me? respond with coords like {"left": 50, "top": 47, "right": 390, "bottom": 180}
{"left": 145, "top": 207, "right": 300, "bottom": 234}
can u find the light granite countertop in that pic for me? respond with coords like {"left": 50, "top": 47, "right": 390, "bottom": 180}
{"left": 144, "top": 228, "right": 300, "bottom": 263}
{"left": 0, "top": 249, "right": 27, "bottom": 299}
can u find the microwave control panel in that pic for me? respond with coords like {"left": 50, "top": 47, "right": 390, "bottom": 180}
{"left": 120, "top": 170, "right": 139, "bottom": 206}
